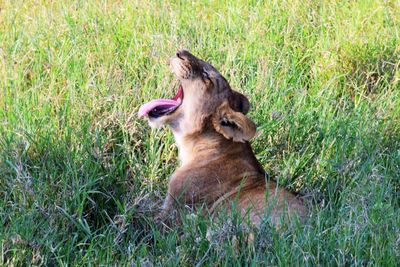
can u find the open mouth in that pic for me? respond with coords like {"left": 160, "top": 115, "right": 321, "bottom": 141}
{"left": 138, "top": 84, "right": 183, "bottom": 119}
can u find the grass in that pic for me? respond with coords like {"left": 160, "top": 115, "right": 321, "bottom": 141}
{"left": 0, "top": 0, "right": 399, "bottom": 265}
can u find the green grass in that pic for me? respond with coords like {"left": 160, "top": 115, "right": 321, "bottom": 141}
{"left": 1, "top": 0, "right": 399, "bottom": 265}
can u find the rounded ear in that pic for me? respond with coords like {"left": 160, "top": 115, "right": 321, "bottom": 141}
{"left": 212, "top": 101, "right": 256, "bottom": 142}
{"left": 229, "top": 91, "right": 251, "bottom": 114}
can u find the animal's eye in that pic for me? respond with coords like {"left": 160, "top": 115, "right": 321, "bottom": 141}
{"left": 202, "top": 70, "right": 213, "bottom": 83}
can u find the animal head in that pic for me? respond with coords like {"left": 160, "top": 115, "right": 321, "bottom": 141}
{"left": 138, "top": 50, "right": 256, "bottom": 142}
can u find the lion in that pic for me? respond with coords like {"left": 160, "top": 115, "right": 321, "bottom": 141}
{"left": 138, "top": 50, "right": 306, "bottom": 226}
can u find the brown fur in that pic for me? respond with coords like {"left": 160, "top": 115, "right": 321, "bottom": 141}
{"left": 143, "top": 50, "right": 306, "bottom": 225}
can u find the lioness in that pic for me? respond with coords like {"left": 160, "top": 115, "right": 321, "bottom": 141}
{"left": 138, "top": 50, "right": 306, "bottom": 225}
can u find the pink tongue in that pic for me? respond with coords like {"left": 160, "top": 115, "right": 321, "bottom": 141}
{"left": 138, "top": 99, "right": 180, "bottom": 118}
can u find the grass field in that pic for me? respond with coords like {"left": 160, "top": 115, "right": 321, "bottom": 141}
{"left": 1, "top": 0, "right": 399, "bottom": 265}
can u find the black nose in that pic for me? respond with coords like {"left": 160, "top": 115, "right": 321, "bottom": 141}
{"left": 176, "top": 51, "right": 184, "bottom": 59}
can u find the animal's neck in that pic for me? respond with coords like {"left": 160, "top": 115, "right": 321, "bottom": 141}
{"left": 173, "top": 130, "right": 231, "bottom": 166}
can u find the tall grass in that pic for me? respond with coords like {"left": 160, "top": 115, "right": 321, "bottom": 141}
{"left": 1, "top": 0, "right": 399, "bottom": 265}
